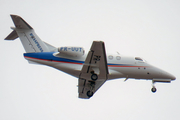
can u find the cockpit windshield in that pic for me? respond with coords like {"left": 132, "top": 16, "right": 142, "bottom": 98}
{"left": 135, "top": 57, "right": 143, "bottom": 61}
{"left": 135, "top": 57, "right": 146, "bottom": 62}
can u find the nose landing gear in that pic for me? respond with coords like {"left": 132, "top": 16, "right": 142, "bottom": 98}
{"left": 151, "top": 81, "right": 157, "bottom": 93}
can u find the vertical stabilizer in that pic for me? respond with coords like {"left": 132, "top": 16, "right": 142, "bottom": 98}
{"left": 5, "top": 15, "right": 50, "bottom": 53}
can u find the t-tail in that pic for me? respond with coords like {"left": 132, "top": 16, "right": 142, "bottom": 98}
{"left": 5, "top": 15, "right": 57, "bottom": 53}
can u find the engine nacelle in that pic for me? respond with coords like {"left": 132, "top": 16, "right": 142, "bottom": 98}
{"left": 58, "top": 47, "right": 85, "bottom": 57}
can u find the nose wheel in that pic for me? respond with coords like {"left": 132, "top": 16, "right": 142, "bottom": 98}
{"left": 151, "top": 87, "right": 157, "bottom": 93}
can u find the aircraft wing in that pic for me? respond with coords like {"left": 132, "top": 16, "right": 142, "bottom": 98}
{"left": 78, "top": 41, "right": 109, "bottom": 99}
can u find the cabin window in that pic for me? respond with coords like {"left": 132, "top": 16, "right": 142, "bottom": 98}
{"left": 108, "top": 55, "right": 113, "bottom": 60}
{"left": 116, "top": 56, "right": 121, "bottom": 60}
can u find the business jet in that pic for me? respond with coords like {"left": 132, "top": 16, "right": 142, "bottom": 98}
{"left": 5, "top": 15, "right": 176, "bottom": 99}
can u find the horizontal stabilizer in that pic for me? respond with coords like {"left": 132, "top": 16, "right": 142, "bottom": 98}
{"left": 5, "top": 30, "right": 18, "bottom": 40}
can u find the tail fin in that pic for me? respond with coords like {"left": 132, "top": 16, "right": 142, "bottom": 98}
{"left": 5, "top": 15, "right": 55, "bottom": 53}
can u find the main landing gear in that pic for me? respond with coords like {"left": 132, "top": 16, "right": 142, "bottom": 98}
{"left": 86, "top": 72, "right": 98, "bottom": 98}
{"left": 151, "top": 81, "right": 157, "bottom": 93}
{"left": 86, "top": 81, "right": 95, "bottom": 98}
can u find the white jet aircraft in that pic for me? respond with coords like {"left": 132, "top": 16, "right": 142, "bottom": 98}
{"left": 5, "top": 15, "right": 176, "bottom": 99}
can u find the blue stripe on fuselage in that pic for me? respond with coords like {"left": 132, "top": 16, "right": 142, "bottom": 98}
{"left": 24, "top": 52, "right": 84, "bottom": 64}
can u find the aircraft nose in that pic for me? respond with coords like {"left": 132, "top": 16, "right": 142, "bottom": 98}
{"left": 151, "top": 65, "right": 176, "bottom": 81}
{"left": 161, "top": 71, "right": 176, "bottom": 81}
{"left": 170, "top": 74, "right": 176, "bottom": 80}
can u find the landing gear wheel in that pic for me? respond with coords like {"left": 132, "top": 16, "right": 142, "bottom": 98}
{"left": 87, "top": 91, "right": 94, "bottom": 98}
{"left": 91, "top": 74, "right": 98, "bottom": 81}
{"left": 151, "top": 87, "right": 157, "bottom": 93}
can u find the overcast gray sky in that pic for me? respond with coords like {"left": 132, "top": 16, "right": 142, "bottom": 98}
{"left": 1, "top": 0, "right": 180, "bottom": 120}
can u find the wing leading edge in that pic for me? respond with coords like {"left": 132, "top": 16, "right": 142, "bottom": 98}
{"left": 78, "top": 41, "right": 109, "bottom": 99}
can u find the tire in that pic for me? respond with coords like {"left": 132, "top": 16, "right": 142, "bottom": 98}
{"left": 151, "top": 87, "right": 157, "bottom": 93}
{"left": 87, "top": 91, "right": 94, "bottom": 98}
{"left": 91, "top": 74, "right": 98, "bottom": 81}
